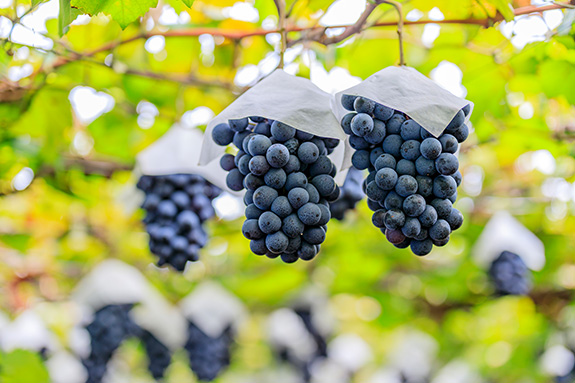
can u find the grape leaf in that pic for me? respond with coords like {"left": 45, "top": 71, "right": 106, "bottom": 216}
{"left": 32, "top": 0, "right": 49, "bottom": 6}
{"left": 181, "top": 0, "right": 194, "bottom": 7}
{"left": 488, "top": 0, "right": 515, "bottom": 21}
{"left": 0, "top": 350, "right": 49, "bottom": 383}
{"left": 58, "top": 0, "right": 82, "bottom": 36}
{"left": 70, "top": 0, "right": 159, "bottom": 29}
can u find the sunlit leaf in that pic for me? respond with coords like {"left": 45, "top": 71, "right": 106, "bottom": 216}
{"left": 70, "top": 0, "right": 158, "bottom": 28}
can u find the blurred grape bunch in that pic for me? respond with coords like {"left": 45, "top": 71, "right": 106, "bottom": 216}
{"left": 82, "top": 304, "right": 141, "bottom": 383}
{"left": 488, "top": 251, "right": 532, "bottom": 296}
{"left": 73, "top": 260, "right": 187, "bottom": 383}
{"left": 268, "top": 296, "right": 333, "bottom": 382}
{"left": 136, "top": 174, "right": 222, "bottom": 271}
{"left": 329, "top": 168, "right": 365, "bottom": 220}
{"left": 179, "top": 282, "right": 247, "bottom": 381}
{"left": 184, "top": 322, "right": 234, "bottom": 381}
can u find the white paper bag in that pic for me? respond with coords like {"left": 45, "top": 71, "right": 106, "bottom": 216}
{"left": 471, "top": 211, "right": 545, "bottom": 271}
{"left": 179, "top": 281, "right": 247, "bottom": 338}
{"left": 199, "top": 69, "right": 349, "bottom": 183}
{"left": 136, "top": 124, "right": 236, "bottom": 194}
{"left": 72, "top": 260, "right": 187, "bottom": 350}
{"left": 334, "top": 66, "right": 473, "bottom": 138}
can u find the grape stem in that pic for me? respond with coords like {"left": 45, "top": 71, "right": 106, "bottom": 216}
{"left": 379, "top": 0, "right": 405, "bottom": 66}
{"left": 273, "top": 0, "right": 288, "bottom": 69}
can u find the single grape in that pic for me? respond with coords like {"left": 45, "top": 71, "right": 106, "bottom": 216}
{"left": 242, "top": 219, "right": 264, "bottom": 239}
{"left": 212, "top": 123, "right": 235, "bottom": 146}
{"left": 351, "top": 113, "right": 375, "bottom": 137}
{"left": 341, "top": 95, "right": 358, "bottom": 111}
{"left": 382, "top": 135, "right": 403, "bottom": 158}
{"left": 375, "top": 154, "right": 397, "bottom": 171}
{"left": 353, "top": 97, "right": 375, "bottom": 114}
{"left": 435, "top": 153, "right": 459, "bottom": 176}
{"left": 298, "top": 203, "right": 322, "bottom": 226}
{"left": 311, "top": 175, "right": 336, "bottom": 197}
{"left": 403, "top": 194, "right": 426, "bottom": 217}
{"left": 429, "top": 219, "right": 451, "bottom": 241}
{"left": 288, "top": 187, "right": 310, "bottom": 209}
{"left": 298, "top": 142, "right": 320, "bottom": 164}
{"left": 375, "top": 168, "right": 398, "bottom": 190}
{"left": 302, "top": 226, "right": 326, "bottom": 245}
{"left": 446, "top": 208, "right": 463, "bottom": 230}
{"left": 250, "top": 238, "right": 268, "bottom": 255}
{"left": 352, "top": 150, "right": 371, "bottom": 170}
{"left": 248, "top": 134, "right": 272, "bottom": 156}
{"left": 270, "top": 121, "right": 296, "bottom": 142}
{"left": 266, "top": 231, "right": 289, "bottom": 253}
{"left": 433, "top": 175, "right": 457, "bottom": 198}
{"left": 446, "top": 110, "right": 465, "bottom": 131}
{"left": 229, "top": 117, "right": 249, "bottom": 132}
{"left": 374, "top": 103, "right": 394, "bottom": 121}
{"left": 253, "top": 186, "right": 278, "bottom": 210}
{"left": 384, "top": 209, "right": 406, "bottom": 230}
{"left": 411, "top": 239, "right": 433, "bottom": 256}
{"left": 395, "top": 175, "right": 418, "bottom": 197}
{"left": 420, "top": 138, "right": 442, "bottom": 160}
{"left": 264, "top": 168, "right": 287, "bottom": 189}
{"left": 438, "top": 134, "right": 458, "bottom": 154}
{"left": 396, "top": 159, "right": 416, "bottom": 177}
{"left": 282, "top": 214, "right": 305, "bottom": 238}
{"left": 364, "top": 119, "right": 386, "bottom": 145}
{"left": 349, "top": 135, "right": 371, "bottom": 150}
{"left": 400, "top": 140, "right": 421, "bottom": 161}
{"left": 258, "top": 211, "right": 282, "bottom": 234}
{"left": 430, "top": 198, "right": 452, "bottom": 219}
{"left": 266, "top": 144, "right": 290, "bottom": 168}
{"left": 402, "top": 217, "right": 422, "bottom": 238}
{"left": 220, "top": 154, "right": 236, "bottom": 171}
{"left": 386, "top": 114, "right": 406, "bottom": 134}
{"left": 249, "top": 155, "right": 270, "bottom": 176}
{"left": 285, "top": 172, "right": 308, "bottom": 191}
{"left": 400, "top": 120, "right": 422, "bottom": 140}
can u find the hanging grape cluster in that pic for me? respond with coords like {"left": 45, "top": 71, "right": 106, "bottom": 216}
{"left": 212, "top": 116, "right": 340, "bottom": 263}
{"left": 82, "top": 304, "right": 141, "bottom": 383}
{"left": 488, "top": 250, "right": 531, "bottom": 296}
{"left": 329, "top": 167, "right": 364, "bottom": 220}
{"left": 184, "top": 322, "right": 233, "bottom": 381}
{"left": 137, "top": 174, "right": 221, "bottom": 271}
{"left": 340, "top": 95, "right": 470, "bottom": 256}
{"left": 140, "top": 330, "right": 172, "bottom": 380}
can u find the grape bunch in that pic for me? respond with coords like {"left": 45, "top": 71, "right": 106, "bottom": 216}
{"left": 136, "top": 174, "right": 221, "bottom": 271}
{"left": 140, "top": 330, "right": 172, "bottom": 380}
{"left": 340, "top": 95, "right": 470, "bottom": 256}
{"left": 329, "top": 167, "right": 365, "bottom": 220}
{"left": 488, "top": 250, "right": 531, "bottom": 296}
{"left": 211, "top": 116, "right": 341, "bottom": 263}
{"left": 184, "top": 322, "right": 233, "bottom": 381}
{"left": 82, "top": 304, "right": 141, "bottom": 383}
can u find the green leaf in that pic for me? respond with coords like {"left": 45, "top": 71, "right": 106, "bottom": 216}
{"left": 181, "top": 0, "right": 193, "bottom": 7}
{"left": 32, "top": 0, "right": 49, "bottom": 7}
{"left": 0, "top": 350, "right": 50, "bottom": 383}
{"left": 489, "top": 0, "right": 515, "bottom": 21}
{"left": 70, "top": 0, "right": 158, "bottom": 29}
{"left": 58, "top": 0, "right": 82, "bottom": 36}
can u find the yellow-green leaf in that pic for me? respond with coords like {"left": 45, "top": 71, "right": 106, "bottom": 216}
{"left": 0, "top": 350, "right": 50, "bottom": 383}
{"left": 488, "top": 0, "right": 515, "bottom": 21}
{"left": 58, "top": 0, "right": 82, "bottom": 36}
{"left": 70, "top": 0, "right": 158, "bottom": 29}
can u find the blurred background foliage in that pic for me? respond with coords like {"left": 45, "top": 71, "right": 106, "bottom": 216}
{"left": 0, "top": 0, "right": 575, "bottom": 382}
